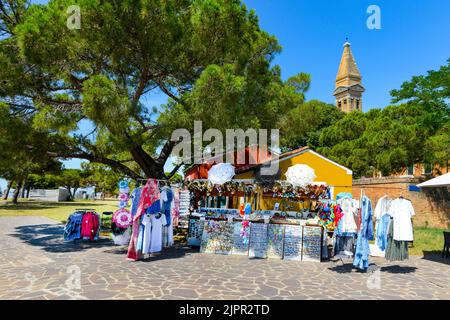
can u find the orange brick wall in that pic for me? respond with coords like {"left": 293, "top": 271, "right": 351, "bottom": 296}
{"left": 352, "top": 177, "right": 450, "bottom": 229}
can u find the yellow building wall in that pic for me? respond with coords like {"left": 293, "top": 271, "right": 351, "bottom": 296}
{"left": 234, "top": 150, "right": 353, "bottom": 210}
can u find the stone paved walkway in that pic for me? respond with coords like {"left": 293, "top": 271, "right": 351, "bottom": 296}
{"left": 0, "top": 216, "right": 449, "bottom": 300}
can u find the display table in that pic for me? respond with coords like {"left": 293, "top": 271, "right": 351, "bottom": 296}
{"left": 187, "top": 215, "right": 324, "bottom": 262}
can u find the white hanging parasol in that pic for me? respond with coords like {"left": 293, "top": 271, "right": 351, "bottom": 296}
{"left": 208, "top": 163, "right": 235, "bottom": 185}
{"left": 285, "top": 164, "right": 316, "bottom": 187}
{"left": 417, "top": 173, "right": 450, "bottom": 188}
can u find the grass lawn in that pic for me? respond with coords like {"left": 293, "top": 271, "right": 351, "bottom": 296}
{"left": 410, "top": 226, "right": 447, "bottom": 256}
{"left": 0, "top": 199, "right": 117, "bottom": 224}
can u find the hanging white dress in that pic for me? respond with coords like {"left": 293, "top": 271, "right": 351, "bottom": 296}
{"left": 162, "top": 214, "right": 174, "bottom": 247}
{"left": 141, "top": 214, "right": 152, "bottom": 254}
{"left": 150, "top": 215, "right": 163, "bottom": 253}
{"left": 388, "top": 198, "right": 415, "bottom": 242}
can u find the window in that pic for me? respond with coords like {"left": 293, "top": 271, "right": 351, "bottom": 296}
{"left": 338, "top": 101, "right": 342, "bottom": 108}
{"left": 344, "top": 99, "right": 347, "bottom": 104}
{"left": 424, "top": 164, "right": 432, "bottom": 174}
{"left": 407, "top": 165, "right": 414, "bottom": 175}
{"left": 356, "top": 100, "right": 360, "bottom": 109}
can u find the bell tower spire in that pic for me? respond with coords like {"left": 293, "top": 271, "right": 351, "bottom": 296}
{"left": 333, "top": 40, "right": 365, "bottom": 113}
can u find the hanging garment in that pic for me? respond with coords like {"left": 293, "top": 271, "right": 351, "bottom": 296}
{"left": 130, "top": 187, "right": 143, "bottom": 218}
{"left": 162, "top": 214, "right": 174, "bottom": 247}
{"left": 80, "top": 212, "right": 99, "bottom": 241}
{"left": 150, "top": 214, "right": 163, "bottom": 253}
{"left": 376, "top": 214, "right": 391, "bottom": 252}
{"left": 64, "top": 211, "right": 84, "bottom": 241}
{"left": 374, "top": 196, "right": 392, "bottom": 252}
{"left": 334, "top": 233, "right": 356, "bottom": 257}
{"left": 171, "top": 188, "right": 180, "bottom": 227}
{"left": 141, "top": 214, "right": 152, "bottom": 254}
{"left": 338, "top": 197, "right": 358, "bottom": 234}
{"left": 388, "top": 198, "right": 415, "bottom": 241}
{"left": 334, "top": 197, "right": 358, "bottom": 258}
{"left": 374, "top": 195, "right": 391, "bottom": 220}
{"left": 160, "top": 186, "right": 173, "bottom": 226}
{"left": 334, "top": 205, "right": 344, "bottom": 228}
{"left": 353, "top": 196, "right": 374, "bottom": 271}
{"left": 127, "top": 179, "right": 160, "bottom": 261}
{"left": 385, "top": 219, "right": 409, "bottom": 261}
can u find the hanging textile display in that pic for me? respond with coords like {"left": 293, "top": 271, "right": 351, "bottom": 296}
{"left": 334, "top": 195, "right": 359, "bottom": 258}
{"left": 64, "top": 211, "right": 84, "bottom": 241}
{"left": 171, "top": 187, "right": 180, "bottom": 227}
{"left": 370, "top": 195, "right": 391, "bottom": 257}
{"left": 160, "top": 185, "right": 174, "bottom": 247}
{"left": 353, "top": 196, "right": 374, "bottom": 271}
{"left": 112, "top": 180, "right": 132, "bottom": 246}
{"left": 385, "top": 197, "right": 415, "bottom": 261}
{"left": 64, "top": 210, "right": 100, "bottom": 241}
{"left": 127, "top": 179, "right": 160, "bottom": 261}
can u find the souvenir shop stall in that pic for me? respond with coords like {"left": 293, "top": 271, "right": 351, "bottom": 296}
{"left": 64, "top": 209, "right": 101, "bottom": 241}
{"left": 185, "top": 163, "right": 334, "bottom": 262}
{"left": 122, "top": 178, "right": 183, "bottom": 261}
{"left": 185, "top": 163, "right": 417, "bottom": 269}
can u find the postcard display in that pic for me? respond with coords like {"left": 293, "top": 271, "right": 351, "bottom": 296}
{"left": 178, "top": 190, "right": 191, "bottom": 228}
{"left": 283, "top": 225, "right": 303, "bottom": 261}
{"left": 187, "top": 218, "right": 204, "bottom": 246}
{"left": 200, "top": 220, "right": 234, "bottom": 254}
{"left": 267, "top": 224, "right": 285, "bottom": 259}
{"left": 193, "top": 219, "right": 323, "bottom": 262}
{"left": 248, "top": 223, "right": 268, "bottom": 258}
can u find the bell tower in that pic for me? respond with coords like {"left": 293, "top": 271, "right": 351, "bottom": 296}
{"left": 333, "top": 40, "right": 365, "bottom": 113}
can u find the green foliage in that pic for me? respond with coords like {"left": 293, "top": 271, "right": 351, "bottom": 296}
{"left": 279, "top": 100, "right": 344, "bottom": 150}
{"left": 0, "top": 0, "right": 302, "bottom": 179}
{"left": 82, "top": 163, "right": 122, "bottom": 194}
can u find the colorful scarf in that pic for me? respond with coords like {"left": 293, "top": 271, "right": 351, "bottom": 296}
{"left": 127, "top": 179, "right": 160, "bottom": 260}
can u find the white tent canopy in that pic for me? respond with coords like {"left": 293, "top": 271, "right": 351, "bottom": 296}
{"left": 417, "top": 173, "right": 450, "bottom": 188}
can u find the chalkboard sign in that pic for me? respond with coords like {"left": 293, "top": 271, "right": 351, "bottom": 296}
{"left": 187, "top": 218, "right": 204, "bottom": 246}
{"left": 302, "top": 226, "right": 322, "bottom": 262}
{"left": 283, "top": 225, "right": 303, "bottom": 261}
{"left": 200, "top": 220, "right": 234, "bottom": 255}
{"left": 248, "top": 223, "right": 268, "bottom": 258}
{"left": 231, "top": 222, "right": 249, "bottom": 255}
{"left": 267, "top": 224, "right": 284, "bottom": 259}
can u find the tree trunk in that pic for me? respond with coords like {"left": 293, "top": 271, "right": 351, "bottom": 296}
{"left": 66, "top": 186, "right": 73, "bottom": 200}
{"left": 21, "top": 177, "right": 28, "bottom": 199}
{"left": 130, "top": 145, "right": 166, "bottom": 178}
{"left": 3, "top": 180, "right": 13, "bottom": 200}
{"left": 12, "top": 180, "right": 23, "bottom": 204}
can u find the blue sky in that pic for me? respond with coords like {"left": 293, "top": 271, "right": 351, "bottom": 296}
{"left": 1, "top": 0, "right": 449, "bottom": 191}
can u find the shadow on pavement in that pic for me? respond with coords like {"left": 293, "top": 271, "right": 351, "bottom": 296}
{"left": 379, "top": 265, "right": 417, "bottom": 273}
{"left": 103, "top": 244, "right": 199, "bottom": 262}
{"left": 10, "top": 223, "right": 114, "bottom": 253}
{"left": 327, "top": 261, "right": 418, "bottom": 274}
{"left": 421, "top": 251, "right": 450, "bottom": 265}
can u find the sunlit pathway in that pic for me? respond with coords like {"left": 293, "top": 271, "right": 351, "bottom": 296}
{"left": 0, "top": 216, "right": 449, "bottom": 300}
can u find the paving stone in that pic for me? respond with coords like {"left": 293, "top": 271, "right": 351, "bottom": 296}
{"left": 1, "top": 216, "right": 449, "bottom": 300}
